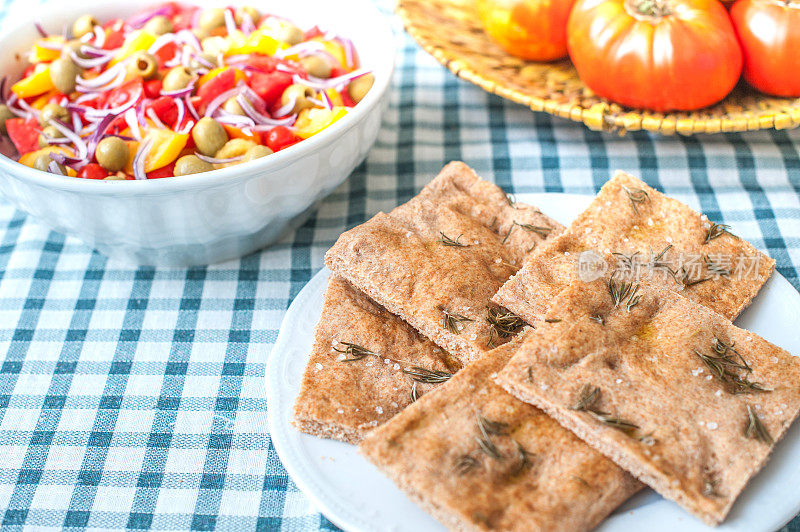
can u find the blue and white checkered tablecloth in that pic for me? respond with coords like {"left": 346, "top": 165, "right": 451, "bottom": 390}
{"left": 0, "top": 0, "right": 799, "bottom": 530}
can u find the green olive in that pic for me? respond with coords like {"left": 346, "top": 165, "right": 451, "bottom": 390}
{"left": 235, "top": 6, "right": 260, "bottom": 26}
{"left": 222, "top": 97, "right": 245, "bottom": 116}
{"left": 189, "top": 52, "right": 218, "bottom": 71}
{"left": 40, "top": 103, "right": 69, "bottom": 126}
{"left": 62, "top": 40, "right": 88, "bottom": 60}
{"left": 243, "top": 145, "right": 273, "bottom": 162}
{"left": 272, "top": 25, "right": 304, "bottom": 46}
{"left": 33, "top": 153, "right": 65, "bottom": 174}
{"left": 300, "top": 55, "right": 331, "bottom": 79}
{"left": 281, "top": 84, "right": 316, "bottom": 115}
{"left": 216, "top": 138, "right": 256, "bottom": 159}
{"left": 192, "top": 27, "right": 210, "bottom": 41}
{"left": 143, "top": 15, "right": 174, "bottom": 36}
{"left": 198, "top": 8, "right": 226, "bottom": 31}
{"left": 192, "top": 117, "right": 228, "bottom": 157}
{"left": 38, "top": 125, "right": 65, "bottom": 148}
{"left": 95, "top": 136, "right": 129, "bottom": 172}
{"left": 174, "top": 155, "right": 214, "bottom": 176}
{"left": 348, "top": 73, "right": 374, "bottom": 104}
{"left": 162, "top": 66, "right": 194, "bottom": 92}
{"left": 0, "top": 104, "right": 15, "bottom": 135}
{"left": 72, "top": 15, "right": 98, "bottom": 39}
{"left": 128, "top": 51, "right": 159, "bottom": 79}
{"left": 49, "top": 57, "right": 80, "bottom": 95}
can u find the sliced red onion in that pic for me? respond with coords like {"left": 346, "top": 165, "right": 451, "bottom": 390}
{"left": 77, "top": 61, "right": 127, "bottom": 89}
{"left": 84, "top": 113, "right": 117, "bottom": 158}
{"left": 339, "top": 37, "right": 357, "bottom": 70}
{"left": 307, "top": 96, "right": 325, "bottom": 108}
{"left": 17, "top": 97, "right": 40, "bottom": 119}
{"left": 185, "top": 96, "right": 199, "bottom": 121}
{"left": 0, "top": 77, "right": 6, "bottom": 103}
{"left": 247, "top": 115, "right": 297, "bottom": 129}
{"left": 74, "top": 92, "right": 101, "bottom": 105}
{"left": 48, "top": 161, "right": 66, "bottom": 175}
{"left": 146, "top": 108, "right": 166, "bottom": 129}
{"left": 275, "top": 40, "right": 325, "bottom": 59}
{"left": 204, "top": 87, "right": 242, "bottom": 118}
{"left": 195, "top": 153, "right": 243, "bottom": 164}
{"left": 224, "top": 8, "right": 237, "bottom": 36}
{"left": 42, "top": 135, "right": 71, "bottom": 145}
{"left": 320, "top": 90, "right": 333, "bottom": 110}
{"left": 80, "top": 45, "right": 112, "bottom": 58}
{"left": 92, "top": 25, "right": 105, "bottom": 48}
{"left": 161, "top": 84, "right": 195, "bottom": 98}
{"left": 241, "top": 13, "right": 256, "bottom": 35}
{"left": 273, "top": 94, "right": 296, "bottom": 118}
{"left": 189, "top": 51, "right": 215, "bottom": 69}
{"left": 48, "top": 119, "right": 87, "bottom": 159}
{"left": 128, "top": 6, "right": 171, "bottom": 29}
{"left": 137, "top": 99, "right": 149, "bottom": 128}
{"left": 34, "top": 22, "right": 48, "bottom": 38}
{"left": 49, "top": 151, "right": 81, "bottom": 166}
{"left": 176, "top": 120, "right": 194, "bottom": 135}
{"left": 83, "top": 90, "right": 140, "bottom": 120}
{"left": 235, "top": 94, "right": 269, "bottom": 125}
{"left": 175, "top": 29, "right": 202, "bottom": 52}
{"left": 71, "top": 110, "right": 82, "bottom": 132}
{"left": 175, "top": 97, "right": 185, "bottom": 126}
{"left": 124, "top": 108, "right": 142, "bottom": 141}
{"left": 70, "top": 49, "right": 112, "bottom": 69}
{"left": 133, "top": 138, "right": 153, "bottom": 180}
{"left": 148, "top": 33, "right": 180, "bottom": 56}
{"left": 215, "top": 112, "right": 255, "bottom": 128}
{"left": 36, "top": 40, "right": 64, "bottom": 51}
{"left": 292, "top": 69, "right": 370, "bottom": 91}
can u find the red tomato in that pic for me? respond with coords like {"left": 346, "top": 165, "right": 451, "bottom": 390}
{"left": 730, "top": 0, "right": 800, "bottom": 97}
{"left": 153, "top": 42, "right": 180, "bottom": 66}
{"left": 147, "top": 161, "right": 176, "bottom": 179}
{"left": 304, "top": 26, "right": 324, "bottom": 40}
{"left": 247, "top": 71, "right": 292, "bottom": 108}
{"left": 243, "top": 55, "right": 280, "bottom": 73}
{"left": 148, "top": 96, "right": 179, "bottom": 128}
{"left": 78, "top": 163, "right": 109, "bottom": 180}
{"left": 6, "top": 118, "right": 42, "bottom": 155}
{"left": 566, "top": 0, "right": 742, "bottom": 111}
{"left": 172, "top": 5, "right": 200, "bottom": 31}
{"left": 143, "top": 79, "right": 163, "bottom": 99}
{"left": 265, "top": 126, "right": 298, "bottom": 152}
{"left": 106, "top": 80, "right": 144, "bottom": 109}
{"left": 476, "top": 0, "right": 577, "bottom": 61}
{"left": 197, "top": 69, "right": 238, "bottom": 108}
{"left": 329, "top": 65, "right": 346, "bottom": 79}
{"left": 103, "top": 20, "right": 126, "bottom": 50}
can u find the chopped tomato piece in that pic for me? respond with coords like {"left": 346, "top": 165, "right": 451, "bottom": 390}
{"left": 143, "top": 79, "right": 163, "bottom": 99}
{"left": 196, "top": 68, "right": 240, "bottom": 111}
{"left": 243, "top": 55, "right": 280, "bottom": 74}
{"left": 78, "top": 163, "right": 109, "bottom": 180}
{"left": 304, "top": 26, "right": 324, "bottom": 40}
{"left": 103, "top": 20, "right": 126, "bottom": 50}
{"left": 247, "top": 71, "right": 292, "bottom": 108}
{"left": 147, "top": 161, "right": 175, "bottom": 179}
{"left": 153, "top": 41, "right": 179, "bottom": 66}
{"left": 148, "top": 96, "right": 179, "bottom": 128}
{"left": 106, "top": 79, "right": 144, "bottom": 109}
{"left": 265, "top": 126, "right": 298, "bottom": 152}
{"left": 7, "top": 118, "right": 43, "bottom": 155}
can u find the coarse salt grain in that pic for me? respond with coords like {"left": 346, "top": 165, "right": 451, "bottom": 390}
{"left": 665, "top": 236, "right": 673, "bottom": 243}
{"left": 315, "top": 363, "right": 323, "bottom": 370}
{"left": 707, "top": 422, "right": 718, "bottom": 430}
{"left": 705, "top": 375, "right": 713, "bottom": 380}
{"left": 384, "top": 358, "right": 390, "bottom": 364}
{"left": 336, "top": 354, "right": 346, "bottom": 361}
{"left": 615, "top": 378, "right": 623, "bottom": 384}
{"left": 692, "top": 368, "right": 704, "bottom": 376}
{"left": 393, "top": 363, "right": 400, "bottom": 370}
{"left": 337, "top": 408, "right": 344, "bottom": 414}
{"left": 715, "top": 390, "right": 723, "bottom": 397}
{"left": 698, "top": 421, "right": 705, "bottom": 426}
{"left": 365, "top": 361, "right": 374, "bottom": 366}
{"left": 375, "top": 406, "right": 383, "bottom": 414}
{"left": 647, "top": 218, "right": 654, "bottom": 226}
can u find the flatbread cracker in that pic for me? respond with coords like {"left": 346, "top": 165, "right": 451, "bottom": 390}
{"left": 493, "top": 171, "right": 774, "bottom": 324}
{"left": 359, "top": 333, "right": 641, "bottom": 532}
{"left": 325, "top": 161, "right": 565, "bottom": 364}
{"left": 495, "top": 279, "right": 800, "bottom": 525}
{"left": 293, "top": 275, "right": 461, "bottom": 444}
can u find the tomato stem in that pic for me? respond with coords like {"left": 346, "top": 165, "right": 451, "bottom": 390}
{"left": 629, "top": 0, "right": 672, "bottom": 18}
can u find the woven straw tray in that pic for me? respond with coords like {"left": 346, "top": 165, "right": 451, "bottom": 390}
{"left": 396, "top": 0, "right": 800, "bottom": 135}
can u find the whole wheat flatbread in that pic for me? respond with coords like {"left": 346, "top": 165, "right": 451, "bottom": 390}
{"left": 493, "top": 171, "right": 774, "bottom": 325}
{"left": 359, "top": 333, "right": 642, "bottom": 532}
{"left": 293, "top": 275, "right": 461, "bottom": 444}
{"left": 495, "top": 279, "right": 800, "bottom": 525}
{"left": 325, "top": 161, "right": 565, "bottom": 365}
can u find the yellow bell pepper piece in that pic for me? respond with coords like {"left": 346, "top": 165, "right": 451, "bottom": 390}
{"left": 143, "top": 127, "right": 189, "bottom": 172}
{"left": 293, "top": 106, "right": 348, "bottom": 139}
{"left": 11, "top": 64, "right": 55, "bottom": 98}
{"left": 110, "top": 30, "right": 157, "bottom": 65}
{"left": 32, "top": 90, "right": 59, "bottom": 110}
{"left": 227, "top": 30, "right": 286, "bottom": 56}
{"left": 19, "top": 146, "right": 77, "bottom": 176}
{"left": 325, "top": 88, "right": 344, "bottom": 107}
{"left": 223, "top": 124, "right": 260, "bottom": 144}
{"left": 313, "top": 38, "right": 346, "bottom": 69}
{"left": 31, "top": 36, "right": 66, "bottom": 63}
{"left": 197, "top": 67, "right": 245, "bottom": 88}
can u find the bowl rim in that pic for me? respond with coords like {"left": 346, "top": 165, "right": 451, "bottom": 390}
{"left": 0, "top": 0, "right": 396, "bottom": 195}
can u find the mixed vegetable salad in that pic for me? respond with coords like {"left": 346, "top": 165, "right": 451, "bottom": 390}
{"left": 0, "top": 2, "right": 374, "bottom": 179}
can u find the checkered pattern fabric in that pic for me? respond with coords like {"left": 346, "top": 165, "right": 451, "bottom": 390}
{"left": 0, "top": 0, "right": 799, "bottom": 530}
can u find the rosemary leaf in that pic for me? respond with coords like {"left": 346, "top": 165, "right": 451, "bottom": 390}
{"left": 589, "top": 314, "right": 605, "bottom": 325}
{"left": 501, "top": 224, "right": 514, "bottom": 244}
{"left": 333, "top": 342, "right": 379, "bottom": 361}
{"left": 622, "top": 185, "right": 650, "bottom": 215}
{"left": 570, "top": 384, "right": 600, "bottom": 412}
{"left": 454, "top": 454, "right": 479, "bottom": 475}
{"left": 744, "top": 404, "right": 773, "bottom": 444}
{"left": 704, "top": 255, "right": 730, "bottom": 277}
{"left": 514, "top": 221, "right": 552, "bottom": 239}
{"left": 438, "top": 232, "right": 468, "bottom": 247}
{"left": 403, "top": 366, "right": 453, "bottom": 384}
{"left": 704, "top": 222, "right": 738, "bottom": 244}
{"left": 544, "top": 318, "right": 562, "bottom": 323}
{"left": 410, "top": 381, "right": 419, "bottom": 403}
{"left": 589, "top": 411, "right": 640, "bottom": 434}
{"left": 442, "top": 309, "right": 473, "bottom": 335}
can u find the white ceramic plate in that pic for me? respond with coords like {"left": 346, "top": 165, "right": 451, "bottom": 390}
{"left": 266, "top": 193, "right": 800, "bottom": 532}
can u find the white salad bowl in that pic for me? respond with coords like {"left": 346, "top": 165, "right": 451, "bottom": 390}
{"left": 0, "top": 0, "right": 394, "bottom": 266}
